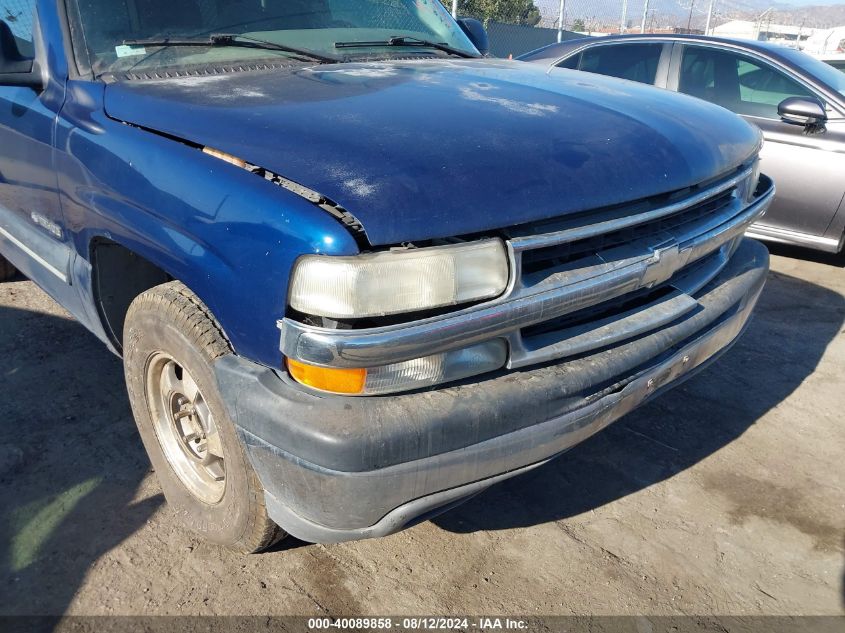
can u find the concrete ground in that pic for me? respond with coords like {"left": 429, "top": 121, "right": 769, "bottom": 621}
{"left": 0, "top": 243, "right": 843, "bottom": 618}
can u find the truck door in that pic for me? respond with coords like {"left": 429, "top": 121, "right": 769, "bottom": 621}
{"left": 0, "top": 1, "right": 72, "bottom": 294}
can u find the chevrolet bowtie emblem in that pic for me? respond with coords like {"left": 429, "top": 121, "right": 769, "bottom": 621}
{"left": 642, "top": 241, "right": 684, "bottom": 287}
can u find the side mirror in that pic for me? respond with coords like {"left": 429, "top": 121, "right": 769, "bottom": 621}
{"left": 778, "top": 96, "right": 827, "bottom": 128}
{"left": 457, "top": 18, "right": 489, "bottom": 56}
{"left": 0, "top": 19, "right": 42, "bottom": 89}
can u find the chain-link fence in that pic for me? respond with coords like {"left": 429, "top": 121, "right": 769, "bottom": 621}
{"left": 443, "top": 0, "right": 845, "bottom": 59}
{"left": 441, "top": 0, "right": 719, "bottom": 58}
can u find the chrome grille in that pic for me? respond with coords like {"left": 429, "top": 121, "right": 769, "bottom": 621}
{"left": 503, "top": 166, "right": 757, "bottom": 369}
{"left": 519, "top": 188, "right": 735, "bottom": 276}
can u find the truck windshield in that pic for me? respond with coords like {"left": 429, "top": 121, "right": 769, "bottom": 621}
{"left": 71, "top": 0, "right": 479, "bottom": 76}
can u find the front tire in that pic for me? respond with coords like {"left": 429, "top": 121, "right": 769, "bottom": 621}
{"left": 123, "top": 281, "right": 284, "bottom": 552}
{"left": 0, "top": 256, "right": 17, "bottom": 281}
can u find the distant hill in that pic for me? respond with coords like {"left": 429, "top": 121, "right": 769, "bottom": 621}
{"left": 535, "top": 0, "right": 845, "bottom": 31}
{"left": 718, "top": 4, "right": 845, "bottom": 29}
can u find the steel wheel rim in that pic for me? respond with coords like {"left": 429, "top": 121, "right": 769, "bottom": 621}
{"left": 146, "top": 353, "right": 226, "bottom": 504}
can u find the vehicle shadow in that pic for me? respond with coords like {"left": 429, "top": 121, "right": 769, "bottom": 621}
{"left": 0, "top": 297, "right": 163, "bottom": 616}
{"left": 433, "top": 268, "right": 845, "bottom": 534}
{"left": 766, "top": 242, "right": 845, "bottom": 268}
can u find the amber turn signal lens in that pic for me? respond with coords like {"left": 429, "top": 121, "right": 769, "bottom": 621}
{"left": 286, "top": 359, "right": 367, "bottom": 395}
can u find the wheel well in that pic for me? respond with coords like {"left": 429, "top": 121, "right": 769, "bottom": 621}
{"left": 91, "top": 239, "right": 171, "bottom": 352}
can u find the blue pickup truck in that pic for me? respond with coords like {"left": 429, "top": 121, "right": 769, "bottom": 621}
{"left": 0, "top": 0, "right": 774, "bottom": 552}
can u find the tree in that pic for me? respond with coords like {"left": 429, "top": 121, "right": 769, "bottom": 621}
{"left": 572, "top": 18, "right": 586, "bottom": 32}
{"left": 442, "top": 0, "right": 542, "bottom": 27}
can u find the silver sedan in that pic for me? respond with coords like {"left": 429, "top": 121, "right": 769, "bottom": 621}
{"left": 520, "top": 34, "right": 845, "bottom": 253}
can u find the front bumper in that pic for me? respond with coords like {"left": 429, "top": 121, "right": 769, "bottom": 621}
{"left": 215, "top": 238, "right": 769, "bottom": 544}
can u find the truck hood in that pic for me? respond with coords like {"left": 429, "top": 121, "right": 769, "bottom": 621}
{"left": 104, "top": 59, "right": 760, "bottom": 246}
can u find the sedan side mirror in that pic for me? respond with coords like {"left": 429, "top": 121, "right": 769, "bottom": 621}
{"left": 457, "top": 18, "right": 489, "bottom": 56}
{"left": 0, "top": 19, "right": 43, "bottom": 90}
{"left": 778, "top": 96, "right": 827, "bottom": 128}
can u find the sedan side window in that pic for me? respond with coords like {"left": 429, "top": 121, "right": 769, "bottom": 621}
{"left": 556, "top": 53, "right": 580, "bottom": 70}
{"left": 1, "top": 0, "right": 36, "bottom": 58}
{"left": 574, "top": 43, "right": 663, "bottom": 85}
{"left": 679, "top": 46, "right": 815, "bottom": 119}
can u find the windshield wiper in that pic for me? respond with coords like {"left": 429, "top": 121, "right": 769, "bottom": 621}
{"left": 122, "top": 34, "right": 339, "bottom": 64}
{"left": 334, "top": 36, "right": 479, "bottom": 59}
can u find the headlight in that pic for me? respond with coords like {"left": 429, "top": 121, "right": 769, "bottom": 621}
{"left": 288, "top": 239, "right": 510, "bottom": 319}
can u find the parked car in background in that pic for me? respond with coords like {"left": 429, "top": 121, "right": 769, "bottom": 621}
{"left": 818, "top": 54, "right": 845, "bottom": 72}
{"left": 521, "top": 35, "right": 845, "bottom": 253}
